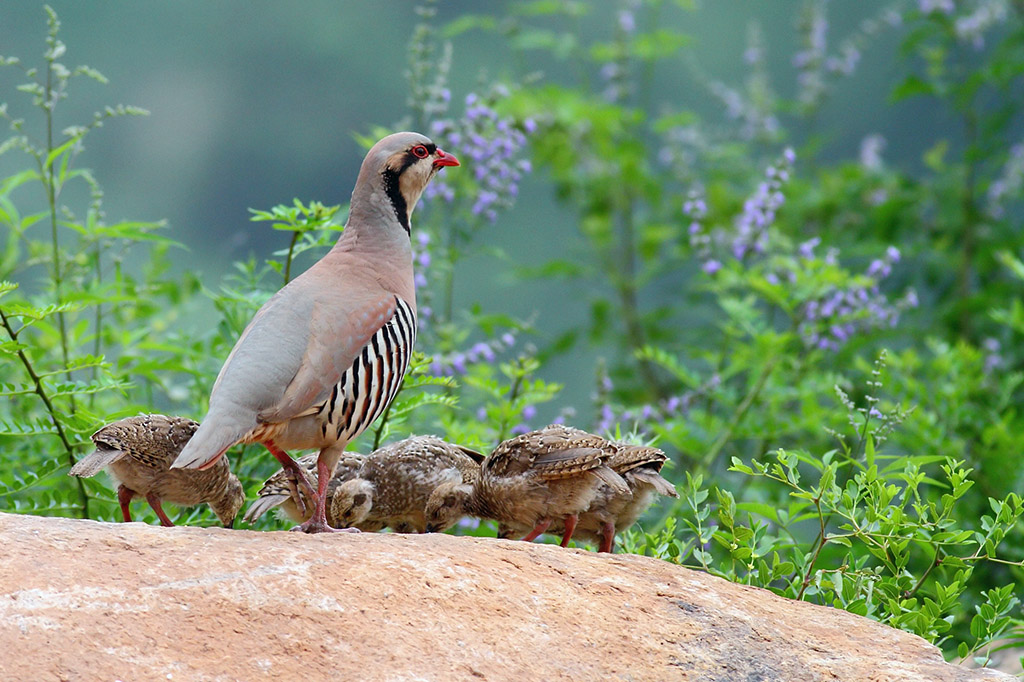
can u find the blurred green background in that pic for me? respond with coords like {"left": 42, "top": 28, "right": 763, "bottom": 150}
{"left": 3, "top": 2, "right": 978, "bottom": 416}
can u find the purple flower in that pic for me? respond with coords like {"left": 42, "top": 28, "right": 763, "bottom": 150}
{"left": 423, "top": 86, "right": 533, "bottom": 225}
{"left": 521, "top": 405, "right": 537, "bottom": 421}
{"left": 798, "top": 237, "right": 820, "bottom": 260}
{"left": 617, "top": 10, "right": 636, "bottom": 34}
{"left": 703, "top": 259, "right": 723, "bottom": 275}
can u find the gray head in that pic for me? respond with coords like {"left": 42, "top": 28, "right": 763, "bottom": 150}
{"left": 211, "top": 474, "right": 246, "bottom": 528}
{"left": 424, "top": 480, "right": 474, "bottom": 533}
{"left": 350, "top": 131, "right": 460, "bottom": 234}
{"left": 329, "top": 478, "right": 375, "bottom": 528}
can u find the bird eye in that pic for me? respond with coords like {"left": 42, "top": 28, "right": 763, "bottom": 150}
{"left": 411, "top": 145, "right": 429, "bottom": 159}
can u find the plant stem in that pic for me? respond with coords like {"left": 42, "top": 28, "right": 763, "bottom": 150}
{"left": 702, "top": 352, "right": 781, "bottom": 469}
{"left": 903, "top": 547, "right": 942, "bottom": 599}
{"left": 40, "top": 54, "right": 78, "bottom": 419}
{"left": 797, "top": 496, "right": 827, "bottom": 600}
{"left": 284, "top": 230, "right": 300, "bottom": 285}
{"left": 0, "top": 306, "right": 89, "bottom": 518}
{"left": 957, "top": 110, "right": 979, "bottom": 338}
{"left": 612, "top": 193, "right": 664, "bottom": 398}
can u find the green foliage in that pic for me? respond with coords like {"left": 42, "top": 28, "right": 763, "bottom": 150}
{"left": 2, "top": 3, "right": 1023, "bottom": 672}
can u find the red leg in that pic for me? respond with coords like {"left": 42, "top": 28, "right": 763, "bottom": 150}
{"left": 522, "top": 518, "right": 552, "bottom": 543}
{"left": 559, "top": 514, "right": 579, "bottom": 547}
{"left": 293, "top": 456, "right": 359, "bottom": 534}
{"left": 264, "top": 441, "right": 316, "bottom": 515}
{"left": 146, "top": 493, "right": 175, "bottom": 527}
{"left": 598, "top": 520, "right": 616, "bottom": 553}
{"left": 117, "top": 485, "right": 135, "bottom": 523}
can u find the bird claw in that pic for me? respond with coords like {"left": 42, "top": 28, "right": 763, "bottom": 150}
{"left": 282, "top": 463, "right": 317, "bottom": 517}
{"left": 290, "top": 521, "right": 361, "bottom": 534}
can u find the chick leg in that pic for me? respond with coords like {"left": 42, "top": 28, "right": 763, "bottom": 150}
{"left": 117, "top": 485, "right": 136, "bottom": 523}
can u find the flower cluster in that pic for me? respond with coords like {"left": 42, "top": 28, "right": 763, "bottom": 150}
{"left": 859, "top": 133, "right": 886, "bottom": 172}
{"left": 793, "top": 3, "right": 901, "bottom": 112}
{"left": 795, "top": 243, "right": 918, "bottom": 352}
{"left": 918, "top": 0, "right": 955, "bottom": 14}
{"left": 793, "top": 1, "right": 828, "bottom": 109}
{"left": 982, "top": 337, "right": 1003, "bottom": 375}
{"left": 704, "top": 24, "right": 780, "bottom": 143}
{"left": 593, "top": 367, "right": 721, "bottom": 437}
{"left": 986, "top": 142, "right": 1024, "bottom": 219}
{"left": 411, "top": 229, "right": 433, "bottom": 319}
{"left": 425, "top": 88, "right": 534, "bottom": 224}
{"left": 427, "top": 332, "right": 518, "bottom": 378}
{"left": 954, "top": 0, "right": 1008, "bottom": 49}
{"left": 688, "top": 149, "right": 794, "bottom": 274}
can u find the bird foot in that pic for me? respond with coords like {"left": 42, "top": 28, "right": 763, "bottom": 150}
{"left": 290, "top": 521, "right": 361, "bottom": 534}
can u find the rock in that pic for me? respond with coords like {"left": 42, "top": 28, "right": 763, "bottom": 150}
{"left": 0, "top": 512, "right": 1009, "bottom": 681}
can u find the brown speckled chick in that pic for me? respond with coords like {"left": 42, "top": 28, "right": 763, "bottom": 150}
{"left": 524, "top": 439, "right": 678, "bottom": 552}
{"left": 69, "top": 414, "right": 244, "bottom": 528}
{"left": 424, "top": 424, "right": 629, "bottom": 546}
{"left": 243, "top": 452, "right": 372, "bottom": 529}
{"left": 330, "top": 435, "right": 483, "bottom": 533}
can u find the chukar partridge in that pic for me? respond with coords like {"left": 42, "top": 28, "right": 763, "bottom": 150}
{"left": 171, "top": 133, "right": 458, "bottom": 532}
{"left": 330, "top": 435, "right": 483, "bottom": 533}
{"left": 513, "top": 438, "right": 678, "bottom": 552}
{"left": 69, "top": 414, "right": 244, "bottom": 528}
{"left": 424, "top": 424, "right": 629, "bottom": 545}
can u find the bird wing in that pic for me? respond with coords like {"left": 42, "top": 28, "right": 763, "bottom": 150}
{"left": 173, "top": 277, "right": 402, "bottom": 470}
{"left": 257, "top": 292, "right": 400, "bottom": 424}
{"left": 606, "top": 444, "right": 667, "bottom": 474}
{"left": 526, "top": 447, "right": 605, "bottom": 480}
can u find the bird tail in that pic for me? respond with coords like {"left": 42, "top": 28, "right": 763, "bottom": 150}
{"left": 631, "top": 469, "right": 679, "bottom": 498}
{"left": 170, "top": 409, "right": 248, "bottom": 470}
{"left": 592, "top": 465, "right": 630, "bottom": 496}
{"left": 68, "top": 448, "right": 124, "bottom": 478}
{"left": 243, "top": 494, "right": 288, "bottom": 524}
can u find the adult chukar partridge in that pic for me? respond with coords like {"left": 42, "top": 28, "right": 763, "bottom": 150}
{"left": 423, "top": 424, "right": 629, "bottom": 545}
{"left": 171, "top": 132, "right": 458, "bottom": 532}
{"left": 69, "top": 414, "right": 244, "bottom": 528}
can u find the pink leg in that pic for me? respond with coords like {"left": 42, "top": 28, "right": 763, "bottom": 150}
{"left": 293, "top": 456, "right": 360, "bottom": 534}
{"left": 117, "top": 485, "right": 136, "bottom": 523}
{"left": 264, "top": 441, "right": 316, "bottom": 516}
{"left": 598, "top": 520, "right": 616, "bottom": 553}
{"left": 522, "top": 518, "right": 552, "bottom": 543}
{"left": 559, "top": 514, "right": 578, "bottom": 548}
{"left": 145, "top": 493, "right": 175, "bottom": 527}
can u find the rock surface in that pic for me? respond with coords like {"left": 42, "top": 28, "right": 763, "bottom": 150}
{"left": 0, "top": 512, "right": 1011, "bottom": 681}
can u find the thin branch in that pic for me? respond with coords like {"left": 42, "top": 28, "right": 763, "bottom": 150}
{"left": 0, "top": 305, "right": 88, "bottom": 517}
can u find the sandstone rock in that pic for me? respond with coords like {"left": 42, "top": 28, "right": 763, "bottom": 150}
{"left": 0, "top": 512, "right": 1010, "bottom": 681}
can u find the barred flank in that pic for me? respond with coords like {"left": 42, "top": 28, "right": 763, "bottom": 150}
{"left": 318, "top": 296, "right": 416, "bottom": 443}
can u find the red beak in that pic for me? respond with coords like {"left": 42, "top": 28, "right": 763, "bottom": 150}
{"left": 432, "top": 148, "right": 460, "bottom": 168}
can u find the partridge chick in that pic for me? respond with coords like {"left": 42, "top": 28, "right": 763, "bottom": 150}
{"left": 69, "top": 414, "right": 244, "bottom": 528}
{"left": 527, "top": 438, "right": 678, "bottom": 552}
{"left": 243, "top": 452, "right": 372, "bottom": 528}
{"left": 330, "top": 435, "right": 483, "bottom": 533}
{"left": 424, "top": 424, "right": 628, "bottom": 546}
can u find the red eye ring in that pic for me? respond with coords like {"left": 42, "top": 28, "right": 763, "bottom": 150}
{"left": 412, "top": 145, "right": 429, "bottom": 159}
